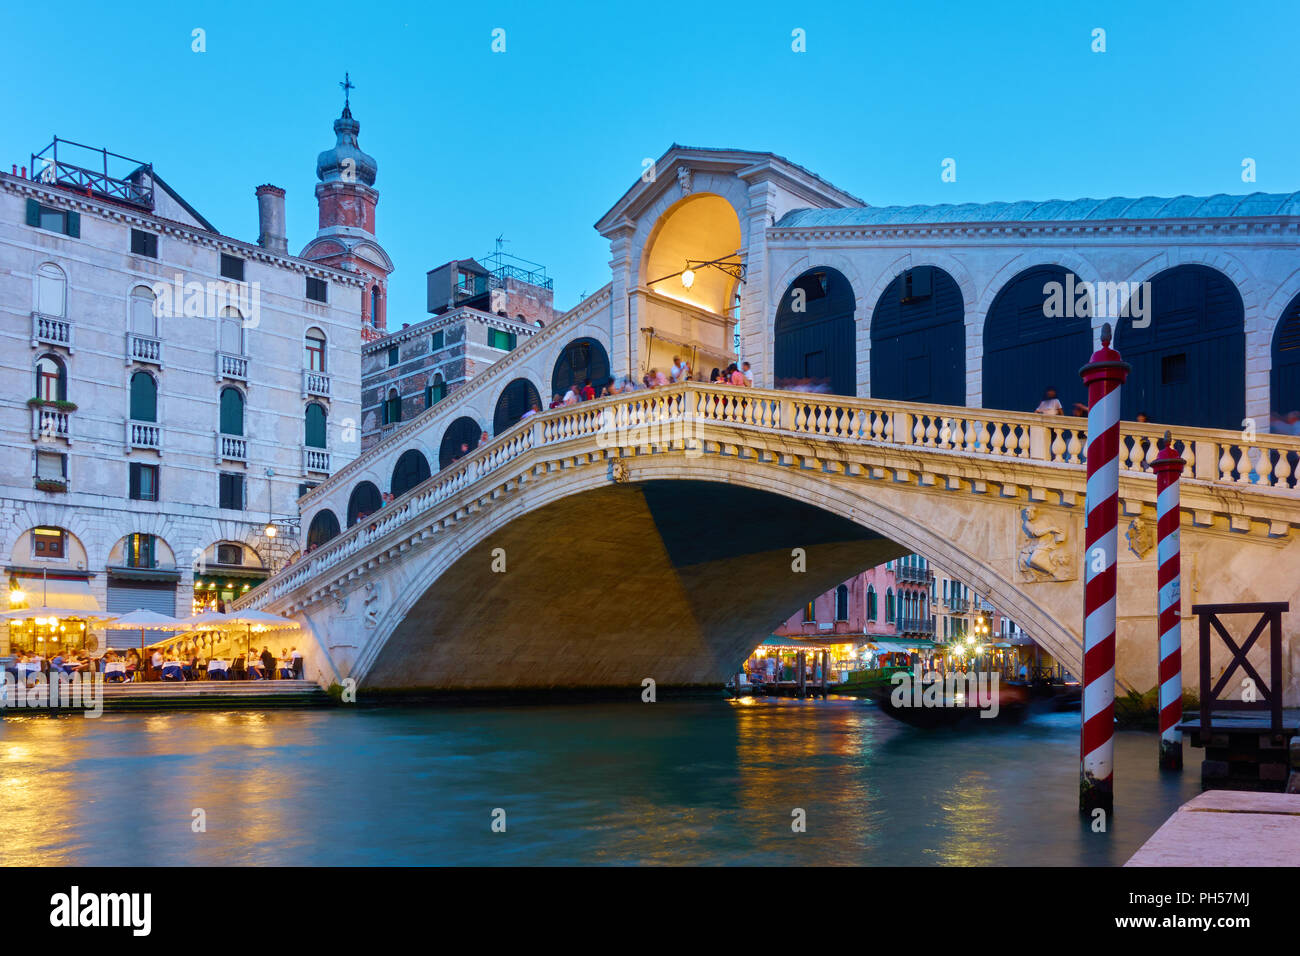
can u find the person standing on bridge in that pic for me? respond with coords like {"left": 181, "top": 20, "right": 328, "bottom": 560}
{"left": 1035, "top": 386, "right": 1064, "bottom": 415}
{"left": 742, "top": 361, "right": 753, "bottom": 386}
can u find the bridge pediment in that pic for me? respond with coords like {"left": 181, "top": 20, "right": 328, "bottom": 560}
{"left": 594, "top": 145, "right": 863, "bottom": 239}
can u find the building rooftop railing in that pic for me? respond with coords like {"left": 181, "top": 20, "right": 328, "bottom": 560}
{"left": 482, "top": 249, "right": 553, "bottom": 290}
{"left": 29, "top": 137, "right": 154, "bottom": 209}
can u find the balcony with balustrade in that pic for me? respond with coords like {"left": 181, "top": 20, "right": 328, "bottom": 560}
{"left": 899, "top": 616, "right": 935, "bottom": 636}
{"left": 32, "top": 312, "right": 73, "bottom": 351}
{"left": 126, "top": 420, "right": 161, "bottom": 452}
{"left": 896, "top": 564, "right": 933, "bottom": 585}
{"left": 216, "top": 431, "right": 247, "bottom": 463}
{"left": 303, "top": 369, "right": 331, "bottom": 400}
{"left": 217, "top": 352, "right": 248, "bottom": 383}
{"left": 303, "top": 446, "right": 331, "bottom": 475}
{"left": 30, "top": 405, "right": 72, "bottom": 442}
{"left": 127, "top": 332, "right": 162, "bottom": 367}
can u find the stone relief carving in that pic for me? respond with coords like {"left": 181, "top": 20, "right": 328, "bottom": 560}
{"left": 1126, "top": 516, "right": 1156, "bottom": 559}
{"left": 1017, "top": 506, "right": 1075, "bottom": 582}
{"left": 610, "top": 459, "right": 630, "bottom": 484}
{"left": 677, "top": 166, "right": 693, "bottom": 195}
{"left": 362, "top": 581, "right": 382, "bottom": 628}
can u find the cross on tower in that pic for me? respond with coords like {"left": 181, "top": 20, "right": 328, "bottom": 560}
{"left": 339, "top": 72, "right": 355, "bottom": 107}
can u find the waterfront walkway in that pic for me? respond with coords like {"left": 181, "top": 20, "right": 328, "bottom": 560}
{"left": 1125, "top": 791, "right": 1300, "bottom": 866}
{"left": 10, "top": 680, "right": 332, "bottom": 713}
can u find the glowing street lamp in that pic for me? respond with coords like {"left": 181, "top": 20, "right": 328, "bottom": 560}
{"left": 680, "top": 268, "right": 695, "bottom": 290}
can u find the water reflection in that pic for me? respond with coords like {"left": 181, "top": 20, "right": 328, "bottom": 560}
{"left": 0, "top": 700, "right": 1199, "bottom": 865}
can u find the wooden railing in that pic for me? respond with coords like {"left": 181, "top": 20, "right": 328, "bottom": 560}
{"left": 239, "top": 383, "right": 1300, "bottom": 611}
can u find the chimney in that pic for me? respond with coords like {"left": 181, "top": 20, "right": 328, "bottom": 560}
{"left": 255, "top": 184, "right": 287, "bottom": 254}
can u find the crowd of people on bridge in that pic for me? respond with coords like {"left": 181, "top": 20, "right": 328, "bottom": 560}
{"left": 547, "top": 357, "right": 757, "bottom": 410}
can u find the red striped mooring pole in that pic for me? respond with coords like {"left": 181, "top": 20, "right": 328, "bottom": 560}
{"left": 1152, "top": 431, "right": 1185, "bottom": 770}
{"left": 1079, "top": 322, "right": 1130, "bottom": 816}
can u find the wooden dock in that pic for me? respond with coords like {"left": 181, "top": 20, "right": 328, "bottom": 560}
{"left": 1179, "top": 710, "right": 1299, "bottom": 792}
{"left": 1126, "top": 790, "right": 1300, "bottom": 866}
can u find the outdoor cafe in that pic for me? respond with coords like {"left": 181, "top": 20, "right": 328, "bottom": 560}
{"left": 2, "top": 583, "right": 302, "bottom": 684}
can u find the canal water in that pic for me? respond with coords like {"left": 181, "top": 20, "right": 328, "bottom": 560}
{"left": 0, "top": 697, "right": 1201, "bottom": 866}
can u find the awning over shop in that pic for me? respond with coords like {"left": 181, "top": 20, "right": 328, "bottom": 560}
{"left": 862, "top": 640, "right": 931, "bottom": 653}
{"left": 10, "top": 573, "right": 100, "bottom": 613}
{"left": 106, "top": 565, "right": 181, "bottom": 583}
{"left": 195, "top": 566, "right": 268, "bottom": 583}
{"left": 759, "top": 636, "right": 855, "bottom": 651}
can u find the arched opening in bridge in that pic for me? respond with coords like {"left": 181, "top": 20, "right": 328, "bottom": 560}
{"left": 494, "top": 378, "right": 542, "bottom": 436}
{"left": 1114, "top": 265, "right": 1244, "bottom": 430}
{"left": 358, "top": 478, "right": 1083, "bottom": 693}
{"left": 640, "top": 193, "right": 744, "bottom": 381}
{"left": 870, "top": 266, "right": 965, "bottom": 405}
{"left": 643, "top": 194, "right": 743, "bottom": 316}
{"left": 552, "top": 338, "right": 612, "bottom": 398}
{"left": 1272, "top": 291, "right": 1300, "bottom": 423}
{"left": 391, "top": 448, "right": 432, "bottom": 498}
{"left": 774, "top": 267, "right": 856, "bottom": 396}
{"left": 306, "top": 509, "right": 340, "bottom": 549}
{"left": 347, "top": 480, "right": 382, "bottom": 527}
{"left": 440, "top": 416, "right": 485, "bottom": 468}
{"left": 983, "top": 265, "right": 1091, "bottom": 414}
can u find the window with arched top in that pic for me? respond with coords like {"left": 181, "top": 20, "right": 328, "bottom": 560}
{"left": 305, "top": 402, "right": 327, "bottom": 448}
{"left": 370, "top": 286, "right": 380, "bottom": 328}
{"left": 219, "top": 387, "right": 244, "bottom": 436}
{"left": 37, "top": 264, "right": 67, "bottom": 317}
{"left": 220, "top": 308, "right": 244, "bottom": 354}
{"left": 305, "top": 328, "right": 327, "bottom": 372}
{"left": 885, "top": 588, "right": 895, "bottom": 624}
{"left": 130, "top": 371, "right": 157, "bottom": 422}
{"left": 131, "top": 286, "right": 158, "bottom": 337}
{"left": 835, "top": 584, "right": 849, "bottom": 622}
{"left": 36, "top": 354, "right": 66, "bottom": 401}
{"left": 383, "top": 388, "right": 401, "bottom": 426}
{"left": 425, "top": 374, "right": 446, "bottom": 408}
{"left": 866, "top": 585, "right": 877, "bottom": 622}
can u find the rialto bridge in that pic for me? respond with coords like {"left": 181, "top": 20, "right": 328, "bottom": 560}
{"left": 233, "top": 145, "right": 1300, "bottom": 698}
{"left": 237, "top": 382, "right": 1300, "bottom": 701}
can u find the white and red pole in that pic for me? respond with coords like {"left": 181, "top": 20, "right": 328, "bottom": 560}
{"left": 1079, "top": 322, "right": 1130, "bottom": 816}
{"left": 1152, "top": 431, "right": 1185, "bottom": 771}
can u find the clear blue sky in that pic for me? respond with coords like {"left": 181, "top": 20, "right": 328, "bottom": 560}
{"left": 7, "top": 0, "right": 1298, "bottom": 320}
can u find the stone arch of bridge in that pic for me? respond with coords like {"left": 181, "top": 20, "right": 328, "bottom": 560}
{"left": 349, "top": 452, "right": 1085, "bottom": 690}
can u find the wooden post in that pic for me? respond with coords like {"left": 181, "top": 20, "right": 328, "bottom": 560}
{"left": 797, "top": 651, "right": 806, "bottom": 698}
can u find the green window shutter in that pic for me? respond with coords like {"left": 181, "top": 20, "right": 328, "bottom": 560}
{"left": 26, "top": 199, "right": 41, "bottom": 227}
{"left": 129, "top": 462, "right": 140, "bottom": 499}
{"left": 130, "top": 372, "right": 157, "bottom": 422}
{"left": 220, "top": 388, "right": 244, "bottom": 435}
{"left": 65, "top": 210, "right": 80, "bottom": 238}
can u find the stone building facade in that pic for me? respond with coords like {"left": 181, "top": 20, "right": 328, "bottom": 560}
{"left": 359, "top": 307, "right": 540, "bottom": 452}
{"left": 0, "top": 110, "right": 381, "bottom": 656}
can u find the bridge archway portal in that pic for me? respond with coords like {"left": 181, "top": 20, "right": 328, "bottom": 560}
{"left": 494, "top": 378, "right": 542, "bottom": 436}
{"left": 355, "top": 472, "right": 1085, "bottom": 693}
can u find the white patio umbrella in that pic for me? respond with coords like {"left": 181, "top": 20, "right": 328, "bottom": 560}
{"left": 2, "top": 605, "right": 120, "bottom": 658}
{"left": 101, "top": 609, "right": 182, "bottom": 666}
{"left": 221, "top": 609, "right": 299, "bottom": 663}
